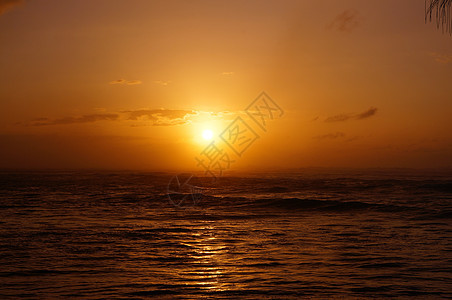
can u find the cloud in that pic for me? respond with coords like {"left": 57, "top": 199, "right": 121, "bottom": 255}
{"left": 324, "top": 114, "right": 353, "bottom": 123}
{"left": 0, "top": 0, "right": 23, "bottom": 16}
{"left": 314, "top": 132, "right": 345, "bottom": 140}
{"left": 124, "top": 109, "right": 198, "bottom": 126}
{"left": 355, "top": 107, "right": 378, "bottom": 120}
{"left": 29, "top": 113, "right": 119, "bottom": 126}
{"left": 153, "top": 80, "right": 171, "bottom": 86}
{"left": 207, "top": 110, "right": 236, "bottom": 119}
{"left": 221, "top": 72, "right": 234, "bottom": 76}
{"left": 429, "top": 52, "right": 452, "bottom": 64}
{"left": 125, "top": 109, "right": 196, "bottom": 120}
{"left": 23, "top": 108, "right": 237, "bottom": 127}
{"left": 109, "top": 79, "right": 142, "bottom": 85}
{"left": 345, "top": 136, "right": 364, "bottom": 142}
{"left": 329, "top": 10, "right": 361, "bottom": 32}
{"left": 325, "top": 107, "right": 378, "bottom": 122}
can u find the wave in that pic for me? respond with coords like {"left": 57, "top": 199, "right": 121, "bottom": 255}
{"left": 161, "top": 193, "right": 416, "bottom": 214}
{"left": 243, "top": 197, "right": 405, "bottom": 212}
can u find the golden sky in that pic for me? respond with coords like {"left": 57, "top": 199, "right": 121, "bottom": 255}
{"left": 0, "top": 0, "right": 451, "bottom": 171}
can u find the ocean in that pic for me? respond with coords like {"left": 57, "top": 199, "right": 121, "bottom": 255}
{"left": 0, "top": 170, "right": 451, "bottom": 299}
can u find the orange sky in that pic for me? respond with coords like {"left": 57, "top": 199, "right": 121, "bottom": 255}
{"left": 0, "top": 0, "right": 451, "bottom": 171}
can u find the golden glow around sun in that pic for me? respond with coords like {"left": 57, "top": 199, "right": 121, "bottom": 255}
{"left": 202, "top": 129, "right": 214, "bottom": 141}
{"left": 188, "top": 116, "right": 225, "bottom": 146}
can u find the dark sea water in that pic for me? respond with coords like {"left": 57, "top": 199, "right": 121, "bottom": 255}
{"left": 0, "top": 170, "right": 451, "bottom": 299}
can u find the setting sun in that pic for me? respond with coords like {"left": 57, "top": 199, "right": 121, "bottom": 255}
{"left": 202, "top": 129, "right": 214, "bottom": 141}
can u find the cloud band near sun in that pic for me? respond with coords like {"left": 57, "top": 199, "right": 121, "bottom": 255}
{"left": 22, "top": 109, "right": 235, "bottom": 127}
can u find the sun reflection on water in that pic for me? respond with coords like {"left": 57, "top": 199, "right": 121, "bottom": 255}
{"left": 179, "top": 223, "right": 232, "bottom": 292}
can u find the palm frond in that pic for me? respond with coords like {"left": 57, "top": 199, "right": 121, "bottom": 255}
{"left": 426, "top": 0, "right": 452, "bottom": 34}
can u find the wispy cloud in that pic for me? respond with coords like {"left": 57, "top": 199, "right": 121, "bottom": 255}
{"left": 109, "top": 79, "right": 142, "bottom": 85}
{"left": 355, "top": 107, "right": 378, "bottom": 120}
{"left": 27, "top": 110, "right": 197, "bottom": 127}
{"left": 124, "top": 109, "right": 197, "bottom": 126}
{"left": 324, "top": 114, "right": 352, "bottom": 123}
{"left": 328, "top": 9, "right": 361, "bottom": 32}
{"left": 429, "top": 52, "right": 452, "bottom": 64}
{"left": 207, "top": 110, "right": 236, "bottom": 119}
{"left": 153, "top": 80, "right": 171, "bottom": 86}
{"left": 325, "top": 107, "right": 378, "bottom": 123}
{"left": 345, "top": 136, "right": 363, "bottom": 142}
{"left": 0, "top": 0, "right": 23, "bottom": 16}
{"left": 23, "top": 109, "right": 239, "bottom": 127}
{"left": 29, "top": 114, "right": 119, "bottom": 126}
{"left": 314, "top": 132, "right": 345, "bottom": 140}
{"left": 221, "top": 72, "right": 234, "bottom": 76}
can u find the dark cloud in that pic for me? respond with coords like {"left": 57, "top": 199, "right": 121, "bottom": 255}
{"left": 345, "top": 136, "right": 363, "bottom": 142}
{"left": 0, "top": 0, "right": 23, "bottom": 16}
{"left": 355, "top": 107, "right": 377, "bottom": 120}
{"left": 329, "top": 10, "right": 361, "bottom": 32}
{"left": 325, "top": 107, "right": 378, "bottom": 123}
{"left": 314, "top": 132, "right": 345, "bottom": 140}
{"left": 30, "top": 114, "right": 119, "bottom": 126}
{"left": 324, "top": 114, "right": 353, "bottom": 123}
{"left": 109, "top": 79, "right": 142, "bottom": 85}
{"left": 311, "top": 116, "right": 320, "bottom": 122}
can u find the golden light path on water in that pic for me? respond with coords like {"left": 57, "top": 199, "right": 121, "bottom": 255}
{"left": 181, "top": 222, "right": 231, "bottom": 292}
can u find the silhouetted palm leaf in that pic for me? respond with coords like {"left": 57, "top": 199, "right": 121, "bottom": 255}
{"left": 426, "top": 0, "right": 452, "bottom": 34}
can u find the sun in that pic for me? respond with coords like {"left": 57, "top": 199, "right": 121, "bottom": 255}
{"left": 202, "top": 129, "right": 214, "bottom": 141}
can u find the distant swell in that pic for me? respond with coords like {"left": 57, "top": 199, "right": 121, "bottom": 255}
{"left": 247, "top": 197, "right": 399, "bottom": 212}
{"left": 167, "top": 194, "right": 409, "bottom": 214}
